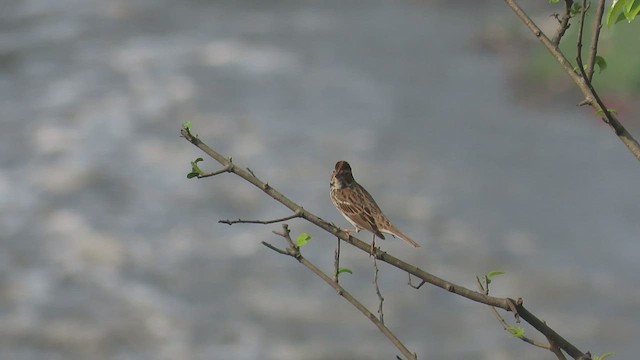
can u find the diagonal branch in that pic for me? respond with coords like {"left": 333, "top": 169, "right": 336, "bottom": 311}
{"left": 181, "top": 127, "right": 591, "bottom": 359}
{"left": 503, "top": 0, "right": 640, "bottom": 162}
{"left": 197, "top": 164, "right": 232, "bottom": 177}
{"left": 266, "top": 224, "right": 416, "bottom": 360}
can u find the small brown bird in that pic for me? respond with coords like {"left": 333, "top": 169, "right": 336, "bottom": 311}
{"left": 330, "top": 160, "right": 420, "bottom": 251}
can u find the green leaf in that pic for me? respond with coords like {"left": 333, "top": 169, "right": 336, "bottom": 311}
{"left": 337, "top": 267, "right": 353, "bottom": 275}
{"left": 296, "top": 233, "right": 311, "bottom": 247}
{"left": 182, "top": 120, "right": 192, "bottom": 131}
{"left": 607, "top": 0, "right": 628, "bottom": 27}
{"left": 187, "top": 157, "right": 204, "bottom": 179}
{"left": 548, "top": 0, "right": 560, "bottom": 3}
{"left": 594, "top": 56, "right": 607, "bottom": 73}
{"left": 506, "top": 326, "right": 525, "bottom": 339}
{"left": 486, "top": 270, "right": 505, "bottom": 284}
{"left": 626, "top": 0, "right": 640, "bottom": 21}
{"left": 593, "top": 351, "right": 615, "bottom": 360}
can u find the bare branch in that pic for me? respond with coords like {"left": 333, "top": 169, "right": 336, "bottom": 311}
{"left": 198, "top": 164, "right": 232, "bottom": 178}
{"left": 576, "top": 0, "right": 589, "bottom": 66}
{"left": 261, "top": 241, "right": 289, "bottom": 255}
{"left": 373, "top": 256, "right": 385, "bottom": 324}
{"left": 551, "top": 0, "right": 574, "bottom": 45}
{"left": 219, "top": 213, "right": 301, "bottom": 225}
{"left": 333, "top": 237, "right": 341, "bottom": 283}
{"left": 273, "top": 224, "right": 298, "bottom": 250}
{"left": 268, "top": 224, "right": 416, "bottom": 360}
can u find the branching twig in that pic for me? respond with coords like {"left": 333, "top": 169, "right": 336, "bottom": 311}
{"left": 181, "top": 127, "right": 591, "bottom": 359}
{"left": 575, "top": 2, "right": 618, "bottom": 143}
{"left": 266, "top": 224, "right": 416, "bottom": 360}
{"left": 373, "top": 256, "right": 385, "bottom": 324}
{"left": 551, "top": 0, "right": 574, "bottom": 45}
{"left": 476, "top": 277, "right": 554, "bottom": 354}
{"left": 504, "top": 0, "right": 640, "bottom": 161}
{"left": 219, "top": 213, "right": 301, "bottom": 225}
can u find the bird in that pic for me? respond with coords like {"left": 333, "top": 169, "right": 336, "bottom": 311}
{"left": 330, "top": 160, "right": 420, "bottom": 252}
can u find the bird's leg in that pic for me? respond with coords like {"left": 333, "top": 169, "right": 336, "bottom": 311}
{"left": 341, "top": 227, "right": 360, "bottom": 236}
{"left": 370, "top": 233, "right": 376, "bottom": 256}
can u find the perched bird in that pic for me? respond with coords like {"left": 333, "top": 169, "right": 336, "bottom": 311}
{"left": 330, "top": 160, "right": 420, "bottom": 251}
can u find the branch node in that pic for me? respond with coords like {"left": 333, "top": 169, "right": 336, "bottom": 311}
{"left": 577, "top": 99, "right": 592, "bottom": 107}
{"left": 261, "top": 241, "right": 288, "bottom": 255}
{"left": 446, "top": 284, "right": 454, "bottom": 292}
{"left": 506, "top": 298, "right": 521, "bottom": 323}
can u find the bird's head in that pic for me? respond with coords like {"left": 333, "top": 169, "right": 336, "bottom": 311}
{"left": 330, "top": 160, "right": 355, "bottom": 189}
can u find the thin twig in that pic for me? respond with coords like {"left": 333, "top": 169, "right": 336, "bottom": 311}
{"left": 219, "top": 213, "right": 301, "bottom": 225}
{"left": 266, "top": 224, "right": 416, "bottom": 360}
{"left": 334, "top": 236, "right": 341, "bottom": 283}
{"left": 373, "top": 256, "right": 385, "bottom": 324}
{"left": 476, "top": 277, "right": 553, "bottom": 352}
{"left": 551, "top": 0, "right": 574, "bottom": 45}
{"left": 576, "top": 0, "right": 589, "bottom": 66}
{"left": 408, "top": 275, "right": 426, "bottom": 289}
{"left": 261, "top": 241, "right": 289, "bottom": 255}
{"left": 586, "top": 0, "right": 606, "bottom": 81}
{"left": 198, "top": 164, "right": 232, "bottom": 178}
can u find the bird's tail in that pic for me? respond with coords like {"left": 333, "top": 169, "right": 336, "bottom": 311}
{"left": 381, "top": 225, "right": 421, "bottom": 248}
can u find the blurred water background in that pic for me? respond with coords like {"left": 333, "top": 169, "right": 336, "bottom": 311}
{"left": 1, "top": 0, "right": 640, "bottom": 359}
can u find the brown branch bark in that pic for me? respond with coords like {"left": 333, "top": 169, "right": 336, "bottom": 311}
{"left": 503, "top": 0, "right": 640, "bottom": 162}
{"left": 181, "top": 127, "right": 591, "bottom": 359}
{"left": 551, "top": 0, "right": 574, "bottom": 45}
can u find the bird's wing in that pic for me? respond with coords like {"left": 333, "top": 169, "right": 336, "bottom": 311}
{"left": 333, "top": 188, "right": 385, "bottom": 239}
